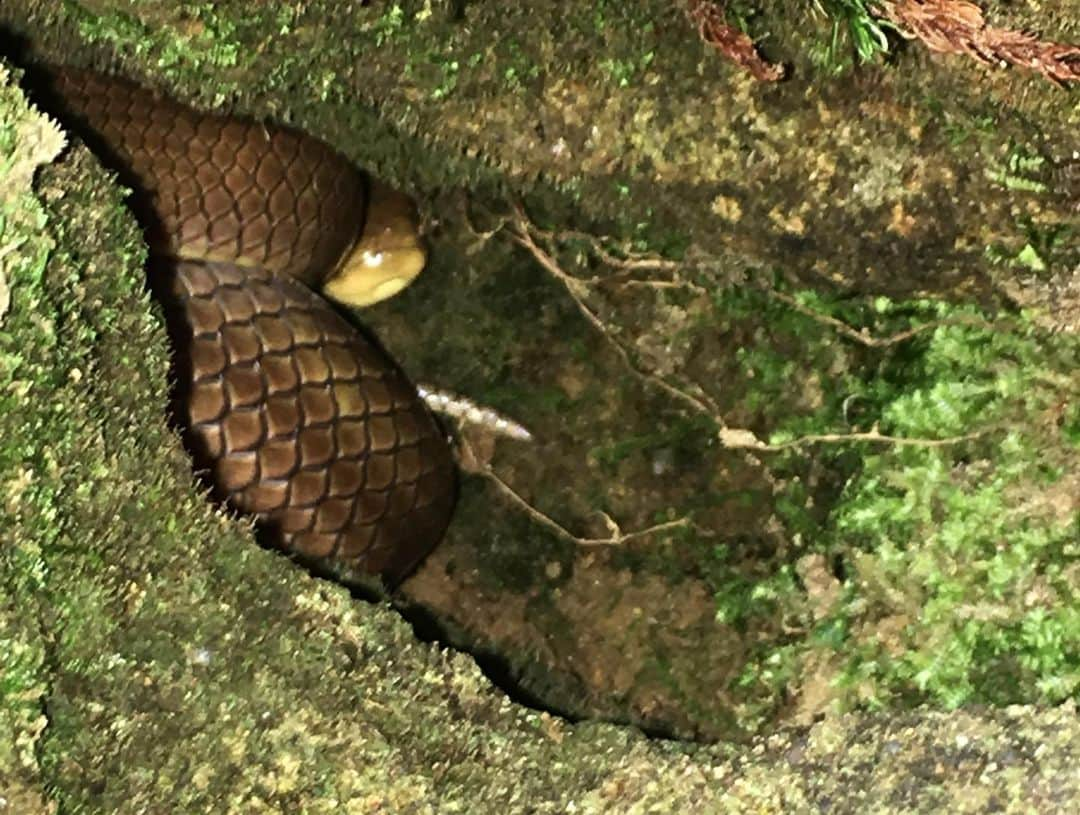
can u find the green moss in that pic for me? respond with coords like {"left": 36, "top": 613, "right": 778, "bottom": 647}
{"left": 1, "top": 0, "right": 1078, "bottom": 788}
{"left": 807, "top": 0, "right": 897, "bottom": 71}
{"left": 706, "top": 285, "right": 1079, "bottom": 725}
{"left": 0, "top": 60, "right": 68, "bottom": 810}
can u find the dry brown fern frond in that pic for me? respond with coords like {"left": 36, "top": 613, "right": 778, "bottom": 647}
{"left": 879, "top": 0, "right": 1080, "bottom": 84}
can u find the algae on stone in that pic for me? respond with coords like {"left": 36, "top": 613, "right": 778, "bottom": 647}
{"left": 1, "top": 0, "right": 1079, "bottom": 809}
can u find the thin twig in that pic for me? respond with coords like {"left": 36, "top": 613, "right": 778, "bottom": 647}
{"left": 460, "top": 196, "right": 510, "bottom": 243}
{"left": 765, "top": 289, "right": 993, "bottom": 347}
{"left": 462, "top": 196, "right": 728, "bottom": 420}
{"left": 527, "top": 220, "right": 681, "bottom": 273}
{"left": 459, "top": 433, "right": 697, "bottom": 547}
{"left": 506, "top": 213, "right": 723, "bottom": 418}
{"left": 617, "top": 278, "right": 708, "bottom": 294}
{"left": 719, "top": 423, "right": 996, "bottom": 451}
{"left": 496, "top": 200, "right": 1011, "bottom": 463}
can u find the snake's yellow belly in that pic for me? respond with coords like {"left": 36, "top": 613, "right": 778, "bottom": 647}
{"left": 41, "top": 67, "right": 456, "bottom": 585}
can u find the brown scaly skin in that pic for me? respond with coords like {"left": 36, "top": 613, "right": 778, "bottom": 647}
{"left": 39, "top": 67, "right": 456, "bottom": 586}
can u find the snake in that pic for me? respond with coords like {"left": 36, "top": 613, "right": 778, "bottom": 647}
{"left": 36, "top": 67, "right": 457, "bottom": 586}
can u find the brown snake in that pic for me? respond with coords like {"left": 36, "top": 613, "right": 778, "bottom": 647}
{"left": 38, "top": 67, "right": 456, "bottom": 585}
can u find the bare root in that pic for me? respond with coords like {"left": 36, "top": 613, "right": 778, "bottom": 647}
{"left": 457, "top": 431, "right": 699, "bottom": 547}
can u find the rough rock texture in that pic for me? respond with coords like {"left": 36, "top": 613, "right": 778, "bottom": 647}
{"left": 1, "top": 0, "right": 1079, "bottom": 810}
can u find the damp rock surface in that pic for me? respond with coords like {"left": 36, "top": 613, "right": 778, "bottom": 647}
{"left": 1, "top": 2, "right": 1079, "bottom": 809}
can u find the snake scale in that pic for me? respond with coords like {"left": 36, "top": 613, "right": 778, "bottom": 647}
{"left": 38, "top": 67, "right": 456, "bottom": 585}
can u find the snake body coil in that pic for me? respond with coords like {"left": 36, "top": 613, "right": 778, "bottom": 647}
{"left": 41, "top": 68, "right": 456, "bottom": 584}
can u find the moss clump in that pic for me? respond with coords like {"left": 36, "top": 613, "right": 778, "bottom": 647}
{"left": 703, "top": 285, "right": 1079, "bottom": 728}
{"left": 0, "top": 59, "right": 68, "bottom": 813}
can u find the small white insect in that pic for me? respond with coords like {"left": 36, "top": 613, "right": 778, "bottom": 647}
{"left": 416, "top": 384, "right": 533, "bottom": 442}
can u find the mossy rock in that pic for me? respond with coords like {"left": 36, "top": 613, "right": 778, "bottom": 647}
{"left": 2, "top": 0, "right": 1080, "bottom": 809}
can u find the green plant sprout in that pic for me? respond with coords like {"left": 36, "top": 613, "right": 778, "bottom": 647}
{"left": 812, "top": 0, "right": 897, "bottom": 65}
